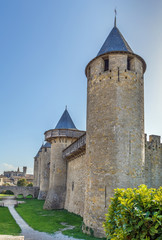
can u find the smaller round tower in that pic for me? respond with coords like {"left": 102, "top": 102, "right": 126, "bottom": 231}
{"left": 38, "top": 142, "right": 51, "bottom": 200}
{"left": 33, "top": 155, "right": 39, "bottom": 187}
{"left": 43, "top": 108, "right": 85, "bottom": 209}
{"left": 33, "top": 145, "right": 43, "bottom": 187}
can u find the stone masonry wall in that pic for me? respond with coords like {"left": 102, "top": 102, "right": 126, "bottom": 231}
{"left": 83, "top": 53, "right": 145, "bottom": 237}
{"left": 145, "top": 135, "right": 162, "bottom": 188}
{"left": 65, "top": 153, "right": 86, "bottom": 217}
{"left": 0, "top": 186, "right": 39, "bottom": 198}
{"left": 38, "top": 147, "right": 50, "bottom": 199}
{"left": 44, "top": 137, "right": 77, "bottom": 210}
{"left": 33, "top": 157, "right": 38, "bottom": 187}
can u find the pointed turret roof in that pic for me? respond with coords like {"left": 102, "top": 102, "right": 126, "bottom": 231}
{"left": 43, "top": 142, "right": 51, "bottom": 148}
{"left": 97, "top": 26, "right": 133, "bottom": 57}
{"left": 55, "top": 109, "right": 76, "bottom": 129}
{"left": 34, "top": 144, "right": 43, "bottom": 158}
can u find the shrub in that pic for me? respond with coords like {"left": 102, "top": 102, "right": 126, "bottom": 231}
{"left": 103, "top": 185, "right": 162, "bottom": 240}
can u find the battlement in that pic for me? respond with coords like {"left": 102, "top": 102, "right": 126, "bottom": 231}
{"left": 145, "top": 134, "right": 162, "bottom": 151}
{"left": 63, "top": 133, "right": 86, "bottom": 160}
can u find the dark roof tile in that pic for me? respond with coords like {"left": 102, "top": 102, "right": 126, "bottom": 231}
{"left": 97, "top": 26, "right": 133, "bottom": 57}
{"left": 55, "top": 109, "right": 76, "bottom": 129}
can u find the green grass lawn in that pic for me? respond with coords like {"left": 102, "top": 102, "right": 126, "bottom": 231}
{"left": 0, "top": 207, "right": 21, "bottom": 235}
{"left": 17, "top": 194, "right": 33, "bottom": 199}
{"left": 16, "top": 199, "right": 105, "bottom": 240}
{"left": 0, "top": 194, "right": 14, "bottom": 198}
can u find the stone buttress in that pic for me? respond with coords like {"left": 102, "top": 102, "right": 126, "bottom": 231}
{"left": 43, "top": 109, "right": 85, "bottom": 209}
{"left": 83, "top": 22, "right": 146, "bottom": 237}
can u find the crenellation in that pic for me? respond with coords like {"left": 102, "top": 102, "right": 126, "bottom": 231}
{"left": 145, "top": 134, "right": 162, "bottom": 188}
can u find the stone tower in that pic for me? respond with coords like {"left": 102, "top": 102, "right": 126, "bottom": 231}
{"left": 33, "top": 145, "right": 43, "bottom": 187}
{"left": 38, "top": 142, "right": 51, "bottom": 199}
{"left": 83, "top": 20, "right": 146, "bottom": 237}
{"left": 23, "top": 166, "right": 27, "bottom": 176}
{"left": 43, "top": 108, "right": 85, "bottom": 209}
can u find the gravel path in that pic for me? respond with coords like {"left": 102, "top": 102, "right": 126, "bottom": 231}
{"left": 4, "top": 200, "right": 84, "bottom": 240}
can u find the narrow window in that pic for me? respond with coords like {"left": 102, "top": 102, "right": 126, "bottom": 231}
{"left": 104, "top": 59, "right": 109, "bottom": 71}
{"left": 72, "top": 181, "right": 74, "bottom": 191}
{"left": 45, "top": 148, "right": 47, "bottom": 152}
{"left": 47, "top": 162, "right": 50, "bottom": 169}
{"left": 127, "top": 57, "right": 131, "bottom": 70}
{"left": 105, "top": 186, "right": 107, "bottom": 208}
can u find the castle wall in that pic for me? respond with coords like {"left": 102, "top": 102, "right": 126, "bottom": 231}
{"left": 65, "top": 153, "right": 86, "bottom": 217}
{"left": 145, "top": 135, "right": 162, "bottom": 188}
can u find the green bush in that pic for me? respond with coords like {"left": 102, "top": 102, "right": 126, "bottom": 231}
{"left": 103, "top": 185, "right": 162, "bottom": 240}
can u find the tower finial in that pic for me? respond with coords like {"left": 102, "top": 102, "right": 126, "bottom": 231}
{"left": 114, "top": 8, "right": 117, "bottom": 27}
{"left": 65, "top": 105, "right": 67, "bottom": 110}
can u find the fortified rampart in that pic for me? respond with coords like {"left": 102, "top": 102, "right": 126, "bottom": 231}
{"left": 33, "top": 20, "right": 162, "bottom": 238}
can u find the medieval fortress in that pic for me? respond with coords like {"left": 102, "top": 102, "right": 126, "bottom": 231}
{"left": 33, "top": 20, "right": 162, "bottom": 238}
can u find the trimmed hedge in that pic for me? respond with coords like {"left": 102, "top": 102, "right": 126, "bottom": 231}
{"left": 103, "top": 185, "right": 162, "bottom": 240}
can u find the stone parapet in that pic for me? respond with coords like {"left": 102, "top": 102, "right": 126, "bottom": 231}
{"left": 145, "top": 134, "right": 162, "bottom": 188}
{"left": 63, "top": 133, "right": 86, "bottom": 160}
{"left": 45, "top": 129, "right": 85, "bottom": 142}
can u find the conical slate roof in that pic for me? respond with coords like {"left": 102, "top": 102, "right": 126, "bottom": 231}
{"left": 43, "top": 142, "right": 51, "bottom": 148}
{"left": 55, "top": 109, "right": 76, "bottom": 129}
{"left": 97, "top": 26, "right": 133, "bottom": 57}
{"left": 35, "top": 144, "right": 43, "bottom": 158}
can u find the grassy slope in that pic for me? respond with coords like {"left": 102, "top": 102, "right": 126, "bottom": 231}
{"left": 16, "top": 199, "right": 105, "bottom": 240}
{"left": 0, "top": 207, "right": 21, "bottom": 235}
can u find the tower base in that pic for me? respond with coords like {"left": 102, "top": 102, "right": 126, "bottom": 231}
{"left": 38, "top": 190, "right": 48, "bottom": 200}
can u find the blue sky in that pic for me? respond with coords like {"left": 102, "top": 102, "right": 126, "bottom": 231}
{"left": 0, "top": 0, "right": 162, "bottom": 174}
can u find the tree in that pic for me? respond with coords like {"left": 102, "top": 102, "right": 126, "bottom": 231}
{"left": 17, "top": 178, "right": 27, "bottom": 186}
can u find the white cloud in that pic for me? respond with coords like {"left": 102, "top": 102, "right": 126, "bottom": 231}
{"left": 27, "top": 167, "right": 33, "bottom": 174}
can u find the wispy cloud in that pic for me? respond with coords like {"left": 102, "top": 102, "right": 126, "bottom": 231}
{"left": 2, "top": 163, "right": 17, "bottom": 171}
